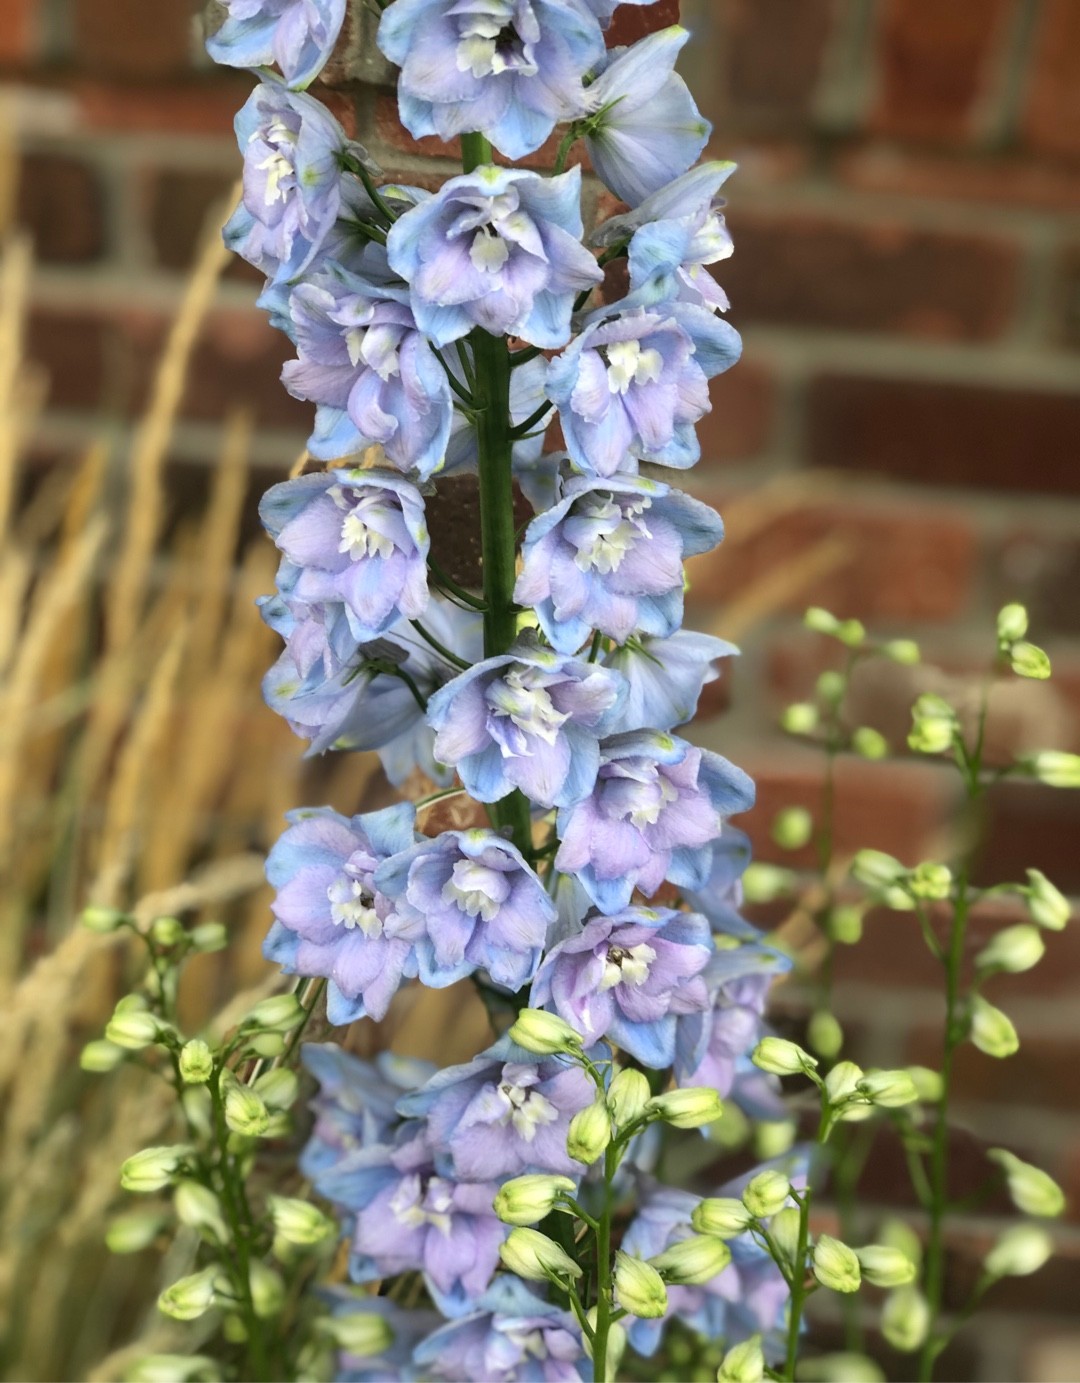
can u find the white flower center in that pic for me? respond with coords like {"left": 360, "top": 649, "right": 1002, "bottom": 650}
{"left": 326, "top": 875, "right": 382, "bottom": 936}
{"left": 470, "top": 228, "right": 511, "bottom": 274}
{"left": 253, "top": 117, "right": 297, "bottom": 207}
{"left": 454, "top": 14, "right": 536, "bottom": 78}
{"left": 389, "top": 1175, "right": 453, "bottom": 1235}
{"left": 574, "top": 495, "right": 652, "bottom": 575}
{"left": 441, "top": 859, "right": 504, "bottom": 920}
{"left": 605, "top": 339, "right": 663, "bottom": 395}
{"left": 489, "top": 667, "right": 569, "bottom": 747}
{"left": 338, "top": 511, "right": 394, "bottom": 561}
{"left": 600, "top": 942, "right": 656, "bottom": 991}
{"left": 628, "top": 772, "right": 679, "bottom": 829}
{"left": 497, "top": 1080, "right": 559, "bottom": 1142}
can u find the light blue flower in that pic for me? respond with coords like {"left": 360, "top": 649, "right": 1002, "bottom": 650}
{"left": 604, "top": 630, "right": 738, "bottom": 734}
{"left": 386, "top": 166, "right": 601, "bottom": 349}
{"left": 515, "top": 472, "right": 723, "bottom": 652}
{"left": 582, "top": 28, "right": 710, "bottom": 207}
{"left": 206, "top": 0, "right": 347, "bottom": 90}
{"left": 377, "top": 0, "right": 602, "bottom": 159}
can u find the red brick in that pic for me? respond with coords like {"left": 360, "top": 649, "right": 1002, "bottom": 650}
{"left": 606, "top": 0, "right": 680, "bottom": 47}
{"left": 907, "top": 1027, "right": 1080, "bottom": 1114}
{"left": 837, "top": 146, "right": 1080, "bottom": 213}
{"left": 869, "top": 0, "right": 1014, "bottom": 143}
{"left": 372, "top": 94, "right": 590, "bottom": 173}
{"left": 77, "top": 76, "right": 251, "bottom": 135}
{"left": 143, "top": 167, "right": 259, "bottom": 278}
{"left": 690, "top": 498, "right": 976, "bottom": 622}
{"left": 0, "top": 0, "right": 34, "bottom": 63}
{"left": 1057, "top": 243, "right": 1080, "bottom": 349}
{"left": 715, "top": 0, "right": 833, "bottom": 125}
{"left": 28, "top": 311, "right": 109, "bottom": 412}
{"left": 991, "top": 528, "right": 1080, "bottom": 637}
{"left": 17, "top": 154, "right": 105, "bottom": 263}
{"left": 694, "top": 356, "right": 775, "bottom": 465}
{"left": 1024, "top": 0, "right": 1080, "bottom": 160}
{"left": 73, "top": 0, "right": 194, "bottom": 78}
{"left": 806, "top": 373, "right": 1080, "bottom": 496}
{"left": 977, "top": 780, "right": 1080, "bottom": 892}
{"left": 725, "top": 211, "right": 1019, "bottom": 342}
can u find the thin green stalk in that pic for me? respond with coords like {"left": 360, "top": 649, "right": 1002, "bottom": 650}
{"left": 590, "top": 1143, "right": 617, "bottom": 1383}
{"left": 427, "top": 552, "right": 487, "bottom": 610}
{"left": 409, "top": 618, "right": 471, "bottom": 669}
{"left": 782, "top": 1188, "right": 812, "bottom": 1382}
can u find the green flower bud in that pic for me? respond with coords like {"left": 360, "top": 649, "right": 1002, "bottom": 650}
{"left": 908, "top": 693, "right": 957, "bottom": 754}
{"left": 174, "top": 1181, "right": 228, "bottom": 1241}
{"left": 908, "top": 862, "right": 952, "bottom": 901}
{"left": 825, "top": 1061, "right": 865, "bottom": 1108}
{"left": 584, "top": 1308, "right": 626, "bottom": 1375}
{"left": 804, "top": 606, "right": 841, "bottom": 635}
{"left": 768, "top": 1207, "right": 802, "bottom": 1272}
{"left": 650, "top": 1234, "right": 731, "bottom": 1285}
{"left": 812, "top": 1234, "right": 861, "bottom": 1293}
{"left": 754, "top": 1120, "right": 797, "bottom": 1159}
{"left": 1026, "top": 750, "right": 1080, "bottom": 788}
{"left": 827, "top": 905, "right": 864, "bottom": 945}
{"left": 741, "top": 863, "right": 796, "bottom": 903}
{"left": 249, "top": 1261, "right": 285, "bottom": 1318}
{"left": 742, "top": 1170, "right": 791, "bottom": 1220}
{"left": 500, "top": 1228, "right": 582, "bottom": 1283}
{"left": 150, "top": 916, "right": 185, "bottom": 947}
{"left": 105, "top": 1210, "right": 167, "bottom": 1254}
{"left": 249, "top": 1032, "right": 288, "bottom": 1058}
{"left": 566, "top": 1100, "right": 612, "bottom": 1164}
{"left": 984, "top": 1224, "right": 1053, "bottom": 1279}
{"left": 125, "top": 1355, "right": 221, "bottom": 1382}
{"left": 106, "top": 1009, "right": 164, "bottom": 1051}
{"left": 976, "top": 924, "right": 1045, "bottom": 976}
{"left": 268, "top": 1195, "right": 336, "bottom": 1245}
{"left": 851, "top": 726, "right": 889, "bottom": 760}
{"left": 855, "top": 1244, "right": 916, "bottom": 1287}
{"left": 607, "top": 1068, "right": 651, "bottom": 1128}
{"left": 82, "top": 904, "right": 129, "bottom": 934}
{"left": 613, "top": 1252, "right": 668, "bottom": 1318}
{"left": 646, "top": 1086, "right": 723, "bottom": 1129}
{"left": 718, "top": 1335, "right": 765, "bottom": 1383}
{"left": 808, "top": 1011, "right": 844, "bottom": 1060}
{"left": 771, "top": 807, "right": 813, "bottom": 851}
{"left": 797, "top": 1354, "right": 884, "bottom": 1382}
{"left": 883, "top": 639, "right": 921, "bottom": 665}
{"left": 223, "top": 1084, "right": 271, "bottom": 1137}
{"left": 322, "top": 1313, "right": 395, "bottom": 1357}
{"left": 244, "top": 993, "right": 304, "bottom": 1031}
{"left": 877, "top": 1217, "right": 923, "bottom": 1272}
{"left": 881, "top": 1285, "right": 930, "bottom": 1352}
{"left": 507, "top": 1009, "right": 583, "bottom": 1056}
{"left": 691, "top": 1197, "right": 753, "bottom": 1238}
{"left": 182, "top": 1086, "right": 213, "bottom": 1140}
{"left": 997, "top": 603, "right": 1029, "bottom": 644}
{"left": 157, "top": 1267, "right": 218, "bottom": 1321}
{"left": 781, "top": 702, "right": 818, "bottom": 736}
{"left": 253, "top": 1067, "right": 299, "bottom": 1111}
{"left": 81, "top": 1039, "right": 127, "bottom": 1073}
{"left": 850, "top": 849, "right": 907, "bottom": 890}
{"left": 178, "top": 1039, "right": 215, "bottom": 1084}
{"left": 190, "top": 922, "right": 228, "bottom": 953}
{"left": 1024, "top": 869, "right": 1070, "bottom": 931}
{"left": 987, "top": 1149, "right": 1065, "bottom": 1218}
{"left": 906, "top": 1065, "right": 943, "bottom": 1102}
{"left": 493, "top": 1175, "right": 576, "bottom": 1226}
{"left": 857, "top": 1069, "right": 919, "bottom": 1108}
{"left": 120, "top": 1145, "right": 191, "bottom": 1193}
{"left": 1010, "top": 641, "right": 1051, "bottom": 680}
{"left": 836, "top": 619, "right": 866, "bottom": 647}
{"left": 969, "top": 994, "right": 1019, "bottom": 1058}
{"left": 751, "top": 1036, "right": 818, "bottom": 1077}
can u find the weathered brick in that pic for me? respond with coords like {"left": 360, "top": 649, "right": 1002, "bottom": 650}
{"left": 73, "top": 0, "right": 195, "bottom": 78}
{"left": 907, "top": 1027, "right": 1080, "bottom": 1115}
{"left": 144, "top": 167, "right": 256, "bottom": 275}
{"left": 837, "top": 146, "right": 1080, "bottom": 213}
{"left": 976, "top": 779, "right": 1080, "bottom": 893}
{"left": 714, "top": 0, "right": 833, "bottom": 125}
{"left": 869, "top": 0, "right": 1014, "bottom": 143}
{"left": 78, "top": 77, "right": 251, "bottom": 135}
{"left": 0, "top": 0, "right": 35, "bottom": 63}
{"left": 606, "top": 0, "right": 680, "bottom": 47}
{"left": 17, "top": 154, "right": 105, "bottom": 263}
{"left": 1024, "top": 0, "right": 1080, "bottom": 160}
{"left": 725, "top": 211, "right": 1019, "bottom": 341}
{"left": 806, "top": 374, "right": 1080, "bottom": 496}
{"left": 694, "top": 356, "right": 776, "bottom": 465}
{"left": 28, "top": 310, "right": 109, "bottom": 412}
{"left": 1057, "top": 243, "right": 1080, "bottom": 350}
{"left": 991, "top": 528, "right": 1080, "bottom": 637}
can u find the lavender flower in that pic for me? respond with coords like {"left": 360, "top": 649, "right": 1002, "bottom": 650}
{"left": 554, "top": 730, "right": 755, "bottom": 914}
{"left": 263, "top": 803, "right": 418, "bottom": 1024}
{"left": 374, "top": 829, "right": 555, "bottom": 989}
{"left": 412, "top": 1276, "right": 584, "bottom": 1381}
{"left": 514, "top": 473, "right": 723, "bottom": 652}
{"left": 260, "top": 469, "right": 429, "bottom": 641}
{"left": 386, "top": 166, "right": 602, "bottom": 349}
{"left": 397, "top": 1037, "right": 594, "bottom": 1179}
{"left": 582, "top": 28, "right": 710, "bottom": 207}
{"left": 545, "top": 303, "right": 741, "bottom": 476}
{"left": 604, "top": 630, "right": 737, "bottom": 735}
{"left": 282, "top": 263, "right": 453, "bottom": 477}
{"left": 206, "top": 0, "right": 347, "bottom": 90}
{"left": 377, "top": 0, "right": 602, "bottom": 159}
{"left": 224, "top": 80, "right": 370, "bottom": 285}
{"left": 529, "top": 906, "right": 712, "bottom": 1067}
{"left": 425, "top": 636, "right": 626, "bottom": 809}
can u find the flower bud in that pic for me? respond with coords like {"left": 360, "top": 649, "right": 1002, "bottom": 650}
{"left": 253, "top": 1067, "right": 299, "bottom": 1111}
{"left": 812, "top": 1234, "right": 861, "bottom": 1293}
{"left": 80, "top": 1039, "right": 126, "bottom": 1073}
{"left": 182, "top": 1086, "right": 213, "bottom": 1140}
{"left": 120, "top": 1144, "right": 191, "bottom": 1193}
{"left": 608, "top": 1068, "right": 651, "bottom": 1128}
{"left": 223, "top": 1084, "right": 271, "bottom": 1137}
{"left": 771, "top": 807, "right": 813, "bottom": 851}
{"left": 798, "top": 1354, "right": 885, "bottom": 1382}
{"left": 768, "top": 1207, "right": 802, "bottom": 1271}
{"left": 566, "top": 1100, "right": 612, "bottom": 1164}
{"left": 82, "top": 904, "right": 129, "bottom": 934}
{"left": 650, "top": 1234, "right": 731, "bottom": 1285}
{"left": 781, "top": 702, "right": 818, "bottom": 736}
{"left": 881, "top": 1285, "right": 930, "bottom": 1352}
{"left": 178, "top": 1039, "right": 215, "bottom": 1084}
{"left": 855, "top": 1244, "right": 916, "bottom": 1287}
{"left": 976, "top": 924, "right": 1045, "bottom": 976}
{"left": 825, "top": 1061, "right": 865, "bottom": 1108}
{"left": 827, "top": 905, "right": 863, "bottom": 945}
{"left": 997, "top": 603, "right": 1029, "bottom": 644}
{"left": 174, "top": 1181, "right": 228, "bottom": 1241}
{"left": 754, "top": 1120, "right": 797, "bottom": 1160}
{"left": 718, "top": 1336, "right": 765, "bottom": 1383}
{"left": 150, "top": 916, "right": 185, "bottom": 947}
{"left": 105, "top": 1210, "right": 167, "bottom": 1254}
{"left": 244, "top": 993, "right": 304, "bottom": 1031}
{"left": 1024, "top": 869, "right": 1070, "bottom": 931}
{"left": 987, "top": 1149, "right": 1065, "bottom": 1218}
{"left": 105, "top": 1009, "right": 163, "bottom": 1051}
{"left": 157, "top": 1267, "right": 218, "bottom": 1321}
{"left": 322, "top": 1312, "right": 395, "bottom": 1357}
{"left": 851, "top": 726, "right": 889, "bottom": 760}
{"left": 507, "top": 1008, "right": 583, "bottom": 1056}
{"left": 877, "top": 1217, "right": 923, "bottom": 1271}
{"left": 267, "top": 1195, "right": 335, "bottom": 1246}
{"left": 493, "top": 1175, "right": 576, "bottom": 1226}
{"left": 808, "top": 1011, "right": 844, "bottom": 1060}
{"left": 969, "top": 995, "right": 1019, "bottom": 1058}
{"left": 751, "top": 1037, "right": 818, "bottom": 1078}
{"left": 646, "top": 1087, "right": 723, "bottom": 1129}
{"left": 741, "top": 863, "right": 796, "bottom": 903}
{"left": 249, "top": 1261, "right": 285, "bottom": 1318}
{"left": 691, "top": 1197, "right": 752, "bottom": 1237}
{"left": 984, "top": 1224, "right": 1053, "bottom": 1279}
{"left": 742, "top": 1170, "right": 791, "bottom": 1220}
{"left": 908, "top": 862, "right": 952, "bottom": 901}
{"left": 499, "top": 1228, "right": 582, "bottom": 1283}
{"left": 248, "top": 1032, "right": 288, "bottom": 1058}
{"left": 884, "top": 639, "right": 921, "bottom": 665}
{"left": 126, "top": 1356, "right": 221, "bottom": 1383}
{"left": 816, "top": 670, "right": 846, "bottom": 704}
{"left": 850, "top": 849, "right": 907, "bottom": 890}
{"left": 857, "top": 1070, "right": 919, "bottom": 1108}
{"left": 1010, "top": 641, "right": 1051, "bottom": 680}
{"left": 804, "top": 606, "right": 841, "bottom": 635}
{"left": 584, "top": 1308, "right": 626, "bottom": 1375}
{"left": 190, "top": 921, "right": 228, "bottom": 953}
{"left": 1027, "top": 750, "right": 1080, "bottom": 788}
{"left": 906, "top": 1065, "right": 943, "bottom": 1102}
{"left": 613, "top": 1252, "right": 668, "bottom": 1318}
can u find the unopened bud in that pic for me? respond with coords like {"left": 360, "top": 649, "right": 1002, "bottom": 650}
{"left": 608, "top": 1068, "right": 651, "bottom": 1128}
{"left": 508, "top": 1008, "right": 583, "bottom": 1056}
{"left": 771, "top": 807, "right": 813, "bottom": 851}
{"left": 768, "top": 1207, "right": 802, "bottom": 1271}
{"left": 1027, "top": 750, "right": 1080, "bottom": 788}
{"left": 150, "top": 916, "right": 185, "bottom": 947}
{"left": 268, "top": 1195, "right": 335, "bottom": 1246}
{"left": 323, "top": 1312, "right": 395, "bottom": 1357}
{"left": 82, "top": 904, "right": 128, "bottom": 934}
{"left": 857, "top": 1070, "right": 919, "bottom": 1108}
{"left": 984, "top": 1224, "right": 1053, "bottom": 1278}
{"left": 741, "top": 863, "right": 796, "bottom": 903}
{"left": 105, "top": 1210, "right": 167, "bottom": 1254}
{"left": 249, "top": 1261, "right": 285, "bottom": 1318}
{"left": 751, "top": 1037, "right": 818, "bottom": 1078}
{"left": 174, "top": 1181, "right": 228, "bottom": 1241}
{"left": 996, "top": 603, "right": 1029, "bottom": 644}
{"left": 718, "top": 1335, "right": 764, "bottom": 1383}
{"left": 877, "top": 1218, "right": 923, "bottom": 1272}
{"left": 1024, "top": 869, "right": 1070, "bottom": 931}
{"left": 883, "top": 639, "right": 921, "bottom": 665}
{"left": 499, "top": 1228, "right": 582, "bottom": 1284}
{"left": 691, "top": 1197, "right": 752, "bottom": 1237}
{"left": 987, "top": 1149, "right": 1065, "bottom": 1218}
{"left": 566, "top": 1100, "right": 612, "bottom": 1164}
{"left": 646, "top": 1087, "right": 723, "bottom": 1129}
{"left": 126, "top": 1356, "right": 221, "bottom": 1383}
{"left": 223, "top": 1084, "right": 271, "bottom": 1137}
{"left": 808, "top": 1011, "right": 844, "bottom": 1060}
{"left": 798, "top": 1354, "right": 885, "bottom": 1382}
{"left": 106, "top": 1009, "right": 164, "bottom": 1051}
{"left": 969, "top": 995, "right": 1019, "bottom": 1058}
{"left": 178, "top": 1039, "right": 215, "bottom": 1084}
{"left": 1010, "top": 641, "right": 1051, "bottom": 680}
{"left": 493, "top": 1175, "right": 576, "bottom": 1226}
{"left": 825, "top": 1061, "right": 865, "bottom": 1108}
{"left": 190, "top": 922, "right": 228, "bottom": 953}
{"left": 742, "top": 1170, "right": 791, "bottom": 1220}
{"left": 244, "top": 993, "right": 304, "bottom": 1031}
{"left": 827, "top": 905, "right": 864, "bottom": 945}
{"left": 812, "top": 1234, "right": 861, "bottom": 1293}
{"left": 852, "top": 727, "right": 889, "bottom": 760}
{"left": 249, "top": 1032, "right": 287, "bottom": 1058}
{"left": 817, "top": 670, "right": 846, "bottom": 704}
{"left": 157, "top": 1268, "right": 218, "bottom": 1321}
{"left": 851, "top": 849, "right": 907, "bottom": 890}
{"left": 781, "top": 702, "right": 818, "bottom": 736}
{"left": 649, "top": 1234, "right": 731, "bottom": 1285}
{"left": 81, "top": 1040, "right": 126, "bottom": 1073}
{"left": 906, "top": 1065, "right": 943, "bottom": 1102}
{"left": 976, "top": 924, "right": 1045, "bottom": 976}
{"left": 881, "top": 1285, "right": 930, "bottom": 1352}
{"left": 613, "top": 1252, "right": 668, "bottom": 1318}
{"left": 584, "top": 1308, "right": 626, "bottom": 1374}
{"left": 909, "top": 862, "right": 952, "bottom": 901}
{"left": 804, "top": 607, "right": 841, "bottom": 636}
{"left": 253, "top": 1067, "right": 299, "bottom": 1111}
{"left": 856, "top": 1244, "right": 916, "bottom": 1287}
{"left": 754, "top": 1120, "right": 797, "bottom": 1160}
{"left": 908, "top": 693, "right": 957, "bottom": 754}
{"left": 120, "top": 1145, "right": 191, "bottom": 1193}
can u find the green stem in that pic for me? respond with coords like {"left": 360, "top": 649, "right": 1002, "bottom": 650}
{"left": 427, "top": 552, "right": 487, "bottom": 610}
{"left": 591, "top": 1143, "right": 617, "bottom": 1383}
{"left": 409, "top": 618, "right": 470, "bottom": 669}
{"left": 552, "top": 126, "right": 579, "bottom": 175}
{"left": 783, "top": 1188, "right": 812, "bottom": 1381}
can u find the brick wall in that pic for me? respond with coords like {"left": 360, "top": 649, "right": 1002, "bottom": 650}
{"left": 4, "top": 2, "right": 1080, "bottom": 1378}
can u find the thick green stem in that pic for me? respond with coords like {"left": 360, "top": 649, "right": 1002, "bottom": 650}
{"left": 783, "top": 1189, "right": 812, "bottom": 1382}
{"left": 591, "top": 1143, "right": 617, "bottom": 1383}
